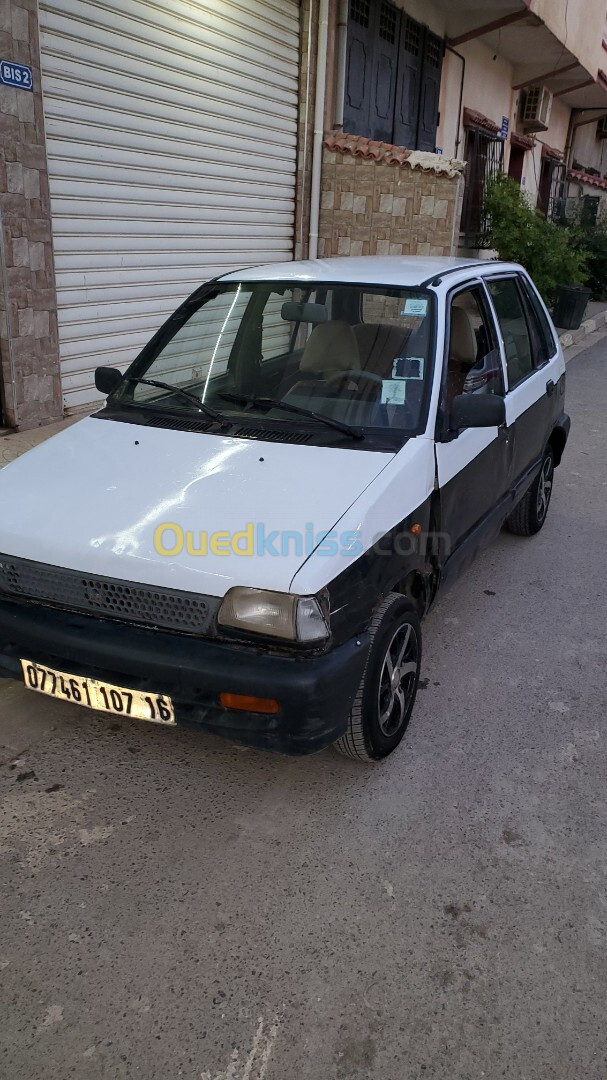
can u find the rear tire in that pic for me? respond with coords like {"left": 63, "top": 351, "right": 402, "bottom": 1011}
{"left": 334, "top": 593, "right": 421, "bottom": 763}
{"left": 506, "top": 445, "right": 554, "bottom": 537}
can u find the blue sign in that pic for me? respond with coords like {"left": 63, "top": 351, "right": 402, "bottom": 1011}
{"left": 0, "top": 60, "right": 33, "bottom": 91}
{"left": 501, "top": 115, "right": 509, "bottom": 141}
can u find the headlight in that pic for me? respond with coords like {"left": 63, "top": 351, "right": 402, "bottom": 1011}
{"left": 218, "top": 587, "right": 329, "bottom": 643}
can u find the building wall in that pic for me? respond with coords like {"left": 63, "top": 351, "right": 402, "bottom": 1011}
{"left": 0, "top": 0, "right": 62, "bottom": 430}
{"left": 523, "top": 97, "right": 571, "bottom": 202}
{"left": 437, "top": 39, "right": 515, "bottom": 167}
{"left": 391, "top": 0, "right": 445, "bottom": 38}
{"left": 571, "top": 112, "right": 607, "bottom": 173}
{"left": 529, "top": 0, "right": 605, "bottom": 80}
{"left": 318, "top": 145, "right": 464, "bottom": 259}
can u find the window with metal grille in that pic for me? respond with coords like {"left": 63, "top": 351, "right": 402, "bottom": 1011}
{"left": 581, "top": 194, "right": 600, "bottom": 225}
{"left": 460, "top": 128, "right": 504, "bottom": 248}
{"left": 403, "top": 16, "right": 420, "bottom": 55}
{"left": 350, "top": 0, "right": 369, "bottom": 28}
{"left": 548, "top": 162, "right": 567, "bottom": 223}
{"left": 379, "top": 2, "right": 397, "bottom": 43}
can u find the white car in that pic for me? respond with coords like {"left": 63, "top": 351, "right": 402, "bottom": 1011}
{"left": 0, "top": 257, "right": 569, "bottom": 761}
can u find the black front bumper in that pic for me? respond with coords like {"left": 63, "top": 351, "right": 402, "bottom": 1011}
{"left": 0, "top": 599, "right": 369, "bottom": 755}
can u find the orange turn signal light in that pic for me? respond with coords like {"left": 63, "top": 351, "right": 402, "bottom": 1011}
{"left": 411, "top": 523, "right": 422, "bottom": 537}
{"left": 219, "top": 692, "right": 280, "bottom": 714}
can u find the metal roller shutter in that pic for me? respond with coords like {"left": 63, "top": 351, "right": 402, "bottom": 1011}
{"left": 38, "top": 0, "right": 300, "bottom": 410}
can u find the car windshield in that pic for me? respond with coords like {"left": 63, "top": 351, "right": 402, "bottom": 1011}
{"left": 113, "top": 281, "right": 435, "bottom": 438}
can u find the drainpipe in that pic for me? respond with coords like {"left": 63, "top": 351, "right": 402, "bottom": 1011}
{"left": 333, "top": 0, "right": 348, "bottom": 129}
{"left": 564, "top": 108, "right": 578, "bottom": 170}
{"left": 445, "top": 44, "right": 466, "bottom": 158}
{"left": 308, "top": 0, "right": 330, "bottom": 260}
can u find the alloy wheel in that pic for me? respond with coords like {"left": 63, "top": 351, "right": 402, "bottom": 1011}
{"left": 377, "top": 623, "right": 419, "bottom": 737}
{"left": 536, "top": 454, "right": 554, "bottom": 523}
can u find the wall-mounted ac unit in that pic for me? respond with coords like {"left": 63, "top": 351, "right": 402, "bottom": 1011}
{"left": 520, "top": 85, "right": 553, "bottom": 132}
{"left": 597, "top": 115, "right": 607, "bottom": 139}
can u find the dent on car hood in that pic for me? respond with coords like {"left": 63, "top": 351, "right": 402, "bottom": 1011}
{"left": 0, "top": 417, "right": 392, "bottom": 597}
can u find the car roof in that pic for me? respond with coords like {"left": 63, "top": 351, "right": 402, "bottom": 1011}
{"left": 219, "top": 255, "right": 522, "bottom": 288}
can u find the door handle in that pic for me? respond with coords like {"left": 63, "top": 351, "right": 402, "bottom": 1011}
{"left": 546, "top": 379, "right": 555, "bottom": 396}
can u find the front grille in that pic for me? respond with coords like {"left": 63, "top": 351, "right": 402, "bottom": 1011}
{"left": 0, "top": 554, "right": 217, "bottom": 636}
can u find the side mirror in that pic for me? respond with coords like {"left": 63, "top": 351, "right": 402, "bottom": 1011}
{"left": 95, "top": 366, "right": 123, "bottom": 395}
{"left": 450, "top": 393, "right": 505, "bottom": 430}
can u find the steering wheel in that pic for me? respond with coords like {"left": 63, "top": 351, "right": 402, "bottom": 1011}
{"left": 324, "top": 369, "right": 416, "bottom": 428}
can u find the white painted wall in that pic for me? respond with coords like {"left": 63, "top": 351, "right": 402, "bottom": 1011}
{"left": 436, "top": 38, "right": 515, "bottom": 165}
{"left": 529, "top": 0, "right": 605, "bottom": 83}
{"left": 571, "top": 114, "right": 607, "bottom": 173}
{"left": 522, "top": 97, "right": 571, "bottom": 202}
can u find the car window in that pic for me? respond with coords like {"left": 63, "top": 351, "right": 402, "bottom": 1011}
{"left": 487, "top": 278, "right": 535, "bottom": 388}
{"left": 114, "top": 281, "right": 436, "bottom": 439}
{"left": 445, "top": 286, "right": 504, "bottom": 409}
{"left": 519, "top": 275, "right": 557, "bottom": 362}
{"left": 130, "top": 288, "right": 250, "bottom": 403}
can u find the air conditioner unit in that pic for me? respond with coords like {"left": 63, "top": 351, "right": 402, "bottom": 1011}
{"left": 520, "top": 85, "right": 553, "bottom": 132}
{"left": 597, "top": 115, "right": 607, "bottom": 139}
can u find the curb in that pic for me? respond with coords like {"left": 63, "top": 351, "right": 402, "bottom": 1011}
{"left": 558, "top": 306, "right": 607, "bottom": 349}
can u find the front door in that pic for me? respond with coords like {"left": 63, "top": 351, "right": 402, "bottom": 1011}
{"left": 434, "top": 283, "right": 509, "bottom": 579}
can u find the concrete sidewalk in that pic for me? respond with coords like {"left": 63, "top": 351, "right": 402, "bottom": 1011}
{"left": 0, "top": 413, "right": 83, "bottom": 469}
{"left": 1, "top": 300, "right": 605, "bottom": 470}
{"left": 556, "top": 299, "right": 607, "bottom": 348}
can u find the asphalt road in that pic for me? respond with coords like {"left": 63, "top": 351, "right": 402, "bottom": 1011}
{"left": 1, "top": 339, "right": 607, "bottom": 1080}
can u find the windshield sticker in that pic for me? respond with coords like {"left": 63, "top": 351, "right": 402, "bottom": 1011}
{"left": 381, "top": 380, "right": 407, "bottom": 406}
{"left": 391, "top": 356, "right": 424, "bottom": 380}
{"left": 401, "top": 297, "right": 428, "bottom": 317}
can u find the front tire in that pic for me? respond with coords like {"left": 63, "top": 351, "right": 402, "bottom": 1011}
{"left": 506, "top": 445, "right": 554, "bottom": 536}
{"left": 334, "top": 593, "right": 421, "bottom": 762}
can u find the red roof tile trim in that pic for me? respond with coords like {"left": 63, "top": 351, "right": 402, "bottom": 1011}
{"left": 568, "top": 168, "right": 607, "bottom": 191}
{"left": 323, "top": 132, "right": 463, "bottom": 175}
{"left": 510, "top": 130, "right": 536, "bottom": 151}
{"left": 324, "top": 132, "right": 412, "bottom": 165}
{"left": 541, "top": 143, "right": 564, "bottom": 160}
{"left": 462, "top": 107, "right": 500, "bottom": 135}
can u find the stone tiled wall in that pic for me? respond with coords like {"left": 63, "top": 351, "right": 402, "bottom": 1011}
{"left": 0, "top": 0, "right": 62, "bottom": 430}
{"left": 318, "top": 149, "right": 464, "bottom": 258}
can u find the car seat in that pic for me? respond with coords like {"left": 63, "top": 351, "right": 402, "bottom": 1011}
{"left": 353, "top": 323, "right": 412, "bottom": 378}
{"left": 285, "top": 321, "right": 361, "bottom": 400}
{"left": 447, "top": 306, "right": 478, "bottom": 401}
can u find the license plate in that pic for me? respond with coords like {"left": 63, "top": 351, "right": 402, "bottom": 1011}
{"left": 20, "top": 660, "right": 175, "bottom": 725}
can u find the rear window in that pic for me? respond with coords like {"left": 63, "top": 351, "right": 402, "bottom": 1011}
{"left": 519, "top": 275, "right": 557, "bottom": 361}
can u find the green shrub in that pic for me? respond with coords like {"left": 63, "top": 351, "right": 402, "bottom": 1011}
{"left": 484, "top": 174, "right": 587, "bottom": 304}
{"left": 566, "top": 206, "right": 607, "bottom": 301}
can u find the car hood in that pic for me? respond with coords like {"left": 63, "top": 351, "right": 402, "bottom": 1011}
{"left": 0, "top": 417, "right": 392, "bottom": 596}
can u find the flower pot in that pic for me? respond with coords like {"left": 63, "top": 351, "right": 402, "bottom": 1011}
{"left": 552, "top": 284, "right": 591, "bottom": 330}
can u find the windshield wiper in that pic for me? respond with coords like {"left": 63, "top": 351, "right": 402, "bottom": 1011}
{"left": 124, "top": 378, "right": 226, "bottom": 424}
{"left": 218, "top": 393, "right": 364, "bottom": 440}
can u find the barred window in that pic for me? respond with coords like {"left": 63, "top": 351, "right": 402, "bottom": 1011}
{"left": 426, "top": 35, "right": 441, "bottom": 69}
{"left": 379, "top": 3, "right": 397, "bottom": 43}
{"left": 350, "top": 0, "right": 369, "bottom": 28}
{"left": 403, "top": 16, "right": 420, "bottom": 56}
